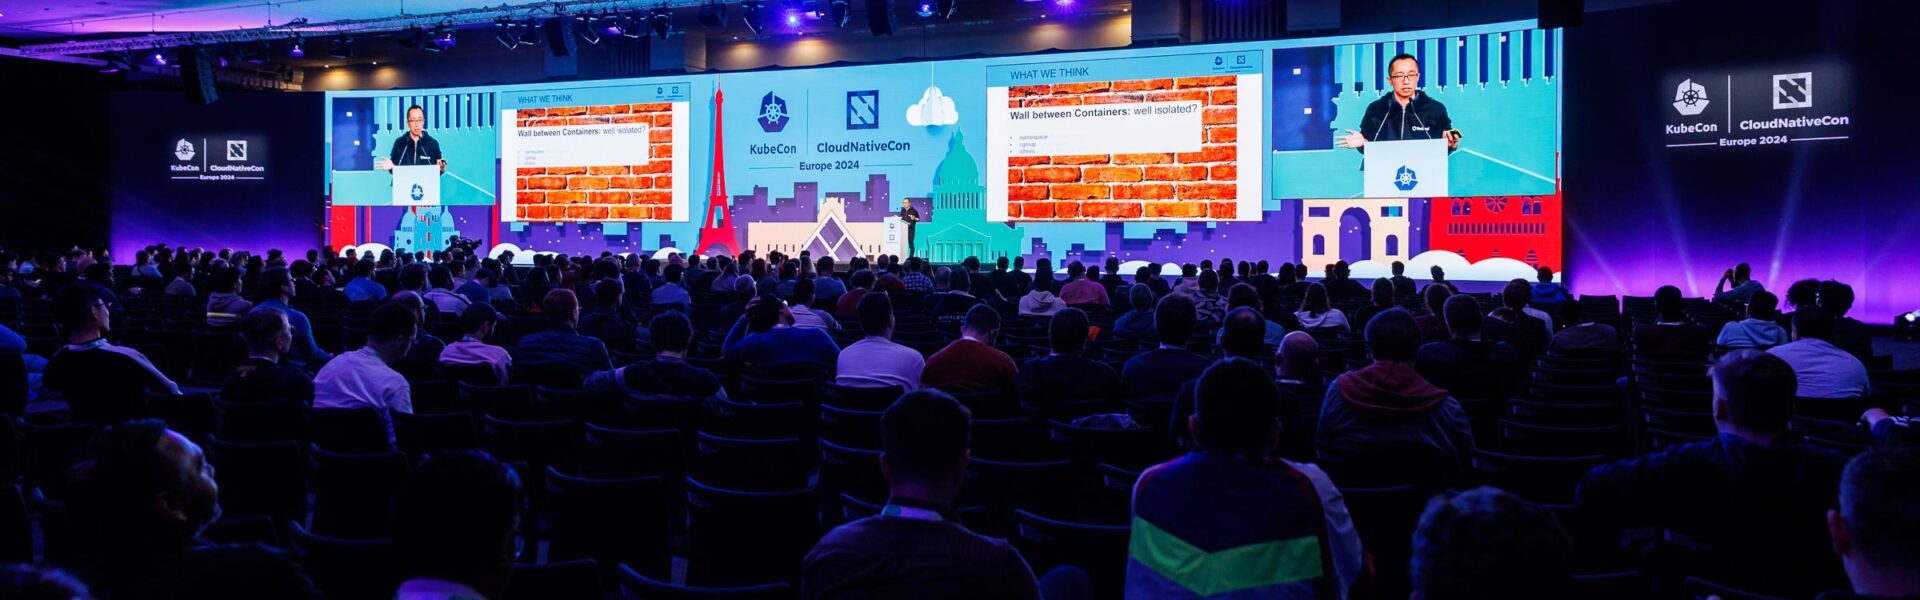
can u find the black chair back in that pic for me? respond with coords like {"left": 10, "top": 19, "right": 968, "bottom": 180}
{"left": 307, "top": 407, "right": 393, "bottom": 453}
{"left": 544, "top": 468, "right": 673, "bottom": 580}
{"left": 206, "top": 437, "right": 309, "bottom": 525}
{"left": 393, "top": 411, "right": 481, "bottom": 455}
{"left": 690, "top": 432, "right": 811, "bottom": 491}
{"left": 309, "top": 444, "right": 410, "bottom": 539}
{"left": 217, "top": 399, "right": 308, "bottom": 443}
{"left": 818, "top": 440, "right": 887, "bottom": 506}
{"left": 617, "top": 563, "right": 795, "bottom": 599}
{"left": 684, "top": 478, "right": 818, "bottom": 587}
{"left": 505, "top": 559, "right": 602, "bottom": 600}
{"left": 287, "top": 521, "right": 402, "bottom": 600}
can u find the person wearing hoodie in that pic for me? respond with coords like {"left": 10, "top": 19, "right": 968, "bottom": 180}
{"left": 204, "top": 267, "right": 254, "bottom": 330}
{"left": 1112, "top": 285, "right": 1157, "bottom": 343}
{"left": 1295, "top": 282, "right": 1350, "bottom": 332}
{"left": 1530, "top": 266, "right": 1571, "bottom": 308}
{"left": 1018, "top": 275, "right": 1065, "bottom": 317}
{"left": 1317, "top": 308, "right": 1476, "bottom": 489}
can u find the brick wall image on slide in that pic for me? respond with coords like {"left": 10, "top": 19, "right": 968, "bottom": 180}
{"left": 512, "top": 103, "right": 677, "bottom": 222}
{"left": 1006, "top": 77, "right": 1239, "bottom": 221}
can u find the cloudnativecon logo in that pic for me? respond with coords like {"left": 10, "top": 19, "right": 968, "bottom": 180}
{"left": 169, "top": 136, "right": 266, "bottom": 180}
{"left": 1664, "top": 70, "right": 1852, "bottom": 149}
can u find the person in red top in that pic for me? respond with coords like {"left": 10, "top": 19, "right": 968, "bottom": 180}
{"left": 921, "top": 305, "right": 1018, "bottom": 394}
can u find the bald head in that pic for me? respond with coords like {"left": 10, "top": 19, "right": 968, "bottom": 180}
{"left": 1276, "top": 331, "right": 1319, "bottom": 380}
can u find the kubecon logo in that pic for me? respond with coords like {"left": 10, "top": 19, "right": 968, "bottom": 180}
{"left": 1672, "top": 79, "right": 1710, "bottom": 116}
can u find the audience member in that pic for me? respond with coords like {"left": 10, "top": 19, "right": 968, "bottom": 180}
{"left": 1825, "top": 449, "right": 1920, "bottom": 600}
{"left": 389, "top": 291, "right": 447, "bottom": 369}
{"left": 1273, "top": 332, "right": 1326, "bottom": 461}
{"left": 1415, "top": 295, "right": 1521, "bottom": 402}
{"left": 454, "top": 267, "right": 494, "bottom": 306}
{"left": 1778, "top": 278, "right": 1821, "bottom": 331}
{"left": 1578, "top": 349, "right": 1848, "bottom": 596}
{"left": 252, "top": 268, "right": 333, "bottom": 370}
{"left": 922, "top": 305, "right": 1018, "bottom": 395}
{"left": 1112, "top": 284, "right": 1157, "bottom": 343}
{"left": 69, "top": 420, "right": 321, "bottom": 599}
{"left": 1017, "top": 275, "right": 1065, "bottom": 317}
{"left": 1484, "top": 280, "right": 1552, "bottom": 359}
{"left": 1190, "top": 270, "right": 1228, "bottom": 327}
{"left": 393, "top": 450, "right": 523, "bottom": 600}
{"left": 1429, "top": 265, "right": 1457, "bottom": 293}
{"left": 788, "top": 278, "right": 840, "bottom": 329}
{"left": 1714, "top": 262, "right": 1765, "bottom": 305}
{"left": 44, "top": 284, "right": 181, "bottom": 421}
{"left": 164, "top": 261, "right": 196, "bottom": 297}
{"left": 517, "top": 288, "right": 615, "bottom": 374}
{"left": 344, "top": 260, "right": 388, "bottom": 303}
{"left": 1351, "top": 277, "right": 1397, "bottom": 327}
{"left": 1547, "top": 305, "right": 1620, "bottom": 356}
{"left": 578, "top": 280, "right": 639, "bottom": 354}
{"left": 1121, "top": 294, "right": 1212, "bottom": 400}
{"left": 1389, "top": 261, "right": 1417, "bottom": 298}
{"left": 1717, "top": 289, "right": 1790, "bottom": 350}
{"left": 724, "top": 293, "right": 841, "bottom": 376}
{"left": 1531, "top": 266, "right": 1570, "bottom": 308}
{"left": 1126, "top": 358, "right": 1363, "bottom": 598}
{"left": 836, "top": 293, "right": 924, "bottom": 391}
{"left": 932, "top": 269, "right": 986, "bottom": 322}
{"left": 221, "top": 308, "right": 315, "bottom": 404}
{"left": 204, "top": 268, "right": 254, "bottom": 329}
{"left": 423, "top": 266, "right": 472, "bottom": 315}
{"left": 440, "top": 303, "right": 513, "bottom": 386}
{"left": 312, "top": 303, "right": 416, "bottom": 449}
{"left": 1820, "top": 280, "right": 1876, "bottom": 361}
{"left": 653, "top": 264, "right": 693, "bottom": 315}
{"left": 1409, "top": 487, "right": 1572, "bottom": 600}
{"left": 836, "top": 270, "right": 875, "bottom": 321}
{"left": 802, "top": 390, "right": 1042, "bottom": 598}
{"left": 1769, "top": 308, "right": 1870, "bottom": 399}
{"left": 588, "top": 311, "right": 727, "bottom": 413}
{"left": 1058, "top": 261, "right": 1109, "bottom": 308}
{"left": 1218, "top": 307, "right": 1271, "bottom": 362}
{"left": 1317, "top": 308, "right": 1475, "bottom": 488}
{"left": 1294, "top": 282, "right": 1350, "bottom": 331}
{"left": 1017, "top": 308, "right": 1120, "bottom": 409}
{"left": 1412, "top": 284, "right": 1453, "bottom": 342}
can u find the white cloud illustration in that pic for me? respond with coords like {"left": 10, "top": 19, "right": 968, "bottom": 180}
{"left": 906, "top": 86, "right": 959, "bottom": 127}
{"left": 1346, "top": 250, "right": 1555, "bottom": 283}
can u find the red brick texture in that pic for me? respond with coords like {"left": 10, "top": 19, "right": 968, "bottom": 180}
{"left": 513, "top": 104, "right": 676, "bottom": 222}
{"left": 1004, "top": 77, "right": 1241, "bottom": 222}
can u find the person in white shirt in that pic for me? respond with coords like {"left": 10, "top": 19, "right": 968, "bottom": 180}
{"left": 836, "top": 293, "right": 924, "bottom": 390}
{"left": 440, "top": 303, "right": 514, "bottom": 386}
{"left": 1295, "top": 282, "right": 1350, "bottom": 331}
{"left": 1018, "top": 277, "right": 1065, "bottom": 317}
{"left": 788, "top": 278, "right": 840, "bottom": 330}
{"left": 1767, "top": 308, "right": 1869, "bottom": 400}
{"left": 312, "top": 303, "right": 417, "bottom": 449}
{"left": 1717, "top": 290, "right": 1790, "bottom": 351}
{"left": 423, "top": 265, "right": 473, "bottom": 316}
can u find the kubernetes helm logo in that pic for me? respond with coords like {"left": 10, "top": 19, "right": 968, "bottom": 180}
{"left": 410, "top": 183, "right": 425, "bottom": 202}
{"left": 174, "top": 139, "right": 196, "bottom": 161}
{"left": 757, "top": 92, "right": 791, "bottom": 133}
{"left": 1672, "top": 79, "right": 1709, "bottom": 116}
{"left": 1393, "top": 166, "right": 1419, "bottom": 191}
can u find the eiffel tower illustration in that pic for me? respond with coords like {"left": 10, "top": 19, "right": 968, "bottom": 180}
{"left": 693, "top": 87, "right": 742, "bottom": 258}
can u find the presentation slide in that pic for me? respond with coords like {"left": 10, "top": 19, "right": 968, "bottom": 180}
{"left": 499, "top": 83, "right": 693, "bottom": 223}
{"left": 986, "top": 51, "right": 1265, "bottom": 222}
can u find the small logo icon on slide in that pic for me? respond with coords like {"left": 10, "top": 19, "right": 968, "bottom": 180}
{"left": 1672, "top": 79, "right": 1709, "bottom": 116}
{"left": 174, "top": 139, "right": 196, "bottom": 161}
{"left": 1772, "top": 72, "right": 1812, "bottom": 109}
{"left": 410, "top": 183, "right": 425, "bottom": 202}
{"left": 1393, "top": 166, "right": 1419, "bottom": 191}
{"left": 846, "top": 90, "right": 879, "bottom": 130}
{"left": 226, "top": 140, "right": 248, "bottom": 161}
{"left": 757, "top": 92, "right": 790, "bottom": 133}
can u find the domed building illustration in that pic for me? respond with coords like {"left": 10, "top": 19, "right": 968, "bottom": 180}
{"left": 919, "top": 131, "right": 1025, "bottom": 263}
{"left": 392, "top": 207, "right": 461, "bottom": 255}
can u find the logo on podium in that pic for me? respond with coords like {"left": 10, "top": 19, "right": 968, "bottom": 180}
{"left": 1393, "top": 166, "right": 1419, "bottom": 191}
{"left": 410, "top": 183, "right": 425, "bottom": 202}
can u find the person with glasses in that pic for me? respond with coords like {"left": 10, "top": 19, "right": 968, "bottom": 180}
{"left": 1336, "top": 53, "right": 1461, "bottom": 154}
{"left": 374, "top": 104, "right": 448, "bottom": 175}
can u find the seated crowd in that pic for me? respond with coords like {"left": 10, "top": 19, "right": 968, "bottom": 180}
{"left": 0, "top": 245, "right": 1913, "bottom": 599}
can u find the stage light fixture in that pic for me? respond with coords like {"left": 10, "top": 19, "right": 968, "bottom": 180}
{"left": 328, "top": 36, "right": 353, "bottom": 59}
{"left": 576, "top": 16, "right": 603, "bottom": 44}
{"left": 397, "top": 25, "right": 428, "bottom": 50}
{"left": 598, "top": 11, "right": 626, "bottom": 36}
{"left": 431, "top": 22, "right": 457, "bottom": 48}
{"left": 650, "top": 7, "right": 673, "bottom": 39}
{"left": 148, "top": 49, "right": 169, "bottom": 66}
{"left": 288, "top": 36, "right": 305, "bottom": 58}
{"left": 494, "top": 18, "right": 520, "bottom": 48}
{"left": 521, "top": 17, "right": 544, "bottom": 45}
{"left": 827, "top": 0, "right": 850, "bottom": 27}
{"left": 698, "top": 2, "right": 729, "bottom": 28}
{"left": 915, "top": 1, "right": 935, "bottom": 17}
{"left": 244, "top": 43, "right": 269, "bottom": 64}
{"left": 741, "top": 1, "right": 767, "bottom": 33}
{"left": 936, "top": 0, "right": 958, "bottom": 18}
{"left": 783, "top": 8, "right": 801, "bottom": 27}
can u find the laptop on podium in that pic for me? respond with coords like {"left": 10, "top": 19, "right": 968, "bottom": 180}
{"left": 1363, "top": 138, "right": 1449, "bottom": 198}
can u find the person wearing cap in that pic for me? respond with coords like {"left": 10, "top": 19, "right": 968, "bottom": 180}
{"left": 442, "top": 303, "right": 513, "bottom": 386}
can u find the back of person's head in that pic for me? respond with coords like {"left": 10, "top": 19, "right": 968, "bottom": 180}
{"left": 1226, "top": 282, "right": 1262, "bottom": 311}
{"left": 1442, "top": 294, "right": 1484, "bottom": 338}
{"left": 963, "top": 304, "right": 1000, "bottom": 337}
{"left": 1155, "top": 293, "right": 1197, "bottom": 346}
{"left": 1276, "top": 331, "right": 1319, "bottom": 380}
{"left": 664, "top": 264, "right": 683, "bottom": 284}
{"left": 1502, "top": 279, "right": 1531, "bottom": 310}
{"left": 650, "top": 311, "right": 692, "bottom": 353}
{"left": 791, "top": 277, "right": 817, "bottom": 305}
{"left": 1105, "top": 256, "right": 1120, "bottom": 272}
{"left": 0, "top": 564, "right": 92, "bottom": 600}
{"left": 1181, "top": 263, "right": 1198, "bottom": 278}
{"left": 1654, "top": 285, "right": 1685, "bottom": 321}
{"left": 1128, "top": 284, "right": 1155, "bottom": 313}
{"left": 240, "top": 308, "right": 290, "bottom": 356}
{"left": 1392, "top": 261, "right": 1405, "bottom": 276}
{"left": 1371, "top": 277, "right": 1394, "bottom": 306}
{"left": 543, "top": 289, "right": 580, "bottom": 325}
{"left": 1835, "top": 449, "right": 1920, "bottom": 580}
{"left": 1431, "top": 265, "right": 1446, "bottom": 280}
{"left": 996, "top": 256, "right": 1009, "bottom": 270}
{"left": 1785, "top": 278, "right": 1820, "bottom": 311}
{"left": 1734, "top": 262, "right": 1752, "bottom": 281}
{"left": 1049, "top": 308, "right": 1090, "bottom": 355}
{"left": 1364, "top": 307, "right": 1421, "bottom": 362}
{"left": 370, "top": 302, "right": 418, "bottom": 345}
{"left": 399, "top": 263, "right": 429, "bottom": 292}
{"left": 1819, "top": 280, "right": 1856, "bottom": 317}
{"left": 352, "top": 259, "right": 376, "bottom": 279}
{"left": 1411, "top": 487, "right": 1571, "bottom": 600}
{"left": 1300, "top": 282, "right": 1331, "bottom": 314}
{"left": 52, "top": 283, "right": 106, "bottom": 331}
{"left": 1193, "top": 358, "right": 1281, "bottom": 456}
{"left": 962, "top": 256, "right": 980, "bottom": 272}
{"left": 949, "top": 268, "right": 972, "bottom": 293}
{"left": 213, "top": 266, "right": 244, "bottom": 292}
{"left": 882, "top": 390, "right": 972, "bottom": 485}
{"left": 857, "top": 292, "right": 893, "bottom": 335}
{"left": 72, "top": 420, "right": 216, "bottom": 547}
{"left": 1710, "top": 349, "right": 1797, "bottom": 434}
{"left": 1537, "top": 266, "right": 1554, "bottom": 283}
{"left": 396, "top": 450, "right": 522, "bottom": 589}
{"left": 851, "top": 270, "right": 875, "bottom": 290}
{"left": 290, "top": 259, "right": 314, "bottom": 280}
{"left": 1067, "top": 261, "right": 1086, "bottom": 281}
{"left": 1279, "top": 262, "right": 1296, "bottom": 283}
{"left": 427, "top": 266, "right": 455, "bottom": 290}
{"left": 1199, "top": 269, "right": 1220, "bottom": 293}
{"left": 1747, "top": 290, "right": 1780, "bottom": 320}
{"left": 932, "top": 267, "right": 951, "bottom": 289}
{"left": 1221, "top": 307, "right": 1267, "bottom": 358}
{"left": 1087, "top": 264, "right": 1101, "bottom": 279}
{"left": 1424, "top": 283, "right": 1453, "bottom": 315}
{"left": 259, "top": 267, "right": 294, "bottom": 300}
{"left": 1793, "top": 307, "right": 1837, "bottom": 342}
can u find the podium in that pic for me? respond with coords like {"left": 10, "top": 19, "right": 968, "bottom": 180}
{"left": 881, "top": 217, "right": 905, "bottom": 258}
{"left": 1363, "top": 138, "right": 1449, "bottom": 198}
{"left": 391, "top": 165, "right": 441, "bottom": 206}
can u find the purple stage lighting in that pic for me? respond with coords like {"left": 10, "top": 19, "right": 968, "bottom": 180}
{"left": 784, "top": 9, "right": 801, "bottom": 26}
{"left": 915, "top": 2, "right": 935, "bottom": 17}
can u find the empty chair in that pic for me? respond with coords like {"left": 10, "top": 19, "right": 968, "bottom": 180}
{"left": 1525, "top": 380, "right": 1622, "bottom": 404}
{"left": 578, "top": 423, "right": 683, "bottom": 481}
{"left": 0, "top": 484, "right": 28, "bottom": 563}
{"left": 505, "top": 558, "right": 602, "bottom": 600}
{"left": 1682, "top": 576, "right": 1792, "bottom": 600}
{"left": 408, "top": 379, "right": 459, "bottom": 414}
{"left": 458, "top": 382, "right": 538, "bottom": 420}
{"left": 393, "top": 411, "right": 481, "bottom": 455}
{"left": 970, "top": 417, "right": 1062, "bottom": 462}
{"left": 960, "top": 457, "right": 1075, "bottom": 532}
{"left": 147, "top": 391, "right": 218, "bottom": 441}
{"left": 824, "top": 383, "right": 905, "bottom": 411}
{"left": 483, "top": 415, "right": 576, "bottom": 473}
{"left": 1498, "top": 420, "right": 1627, "bottom": 457}
{"left": 309, "top": 445, "right": 410, "bottom": 539}
{"left": 818, "top": 440, "right": 887, "bottom": 505}
{"left": 617, "top": 563, "right": 795, "bottom": 599}
{"left": 1010, "top": 509, "right": 1130, "bottom": 599}
{"left": 286, "top": 521, "right": 402, "bottom": 600}
{"left": 690, "top": 432, "right": 811, "bottom": 491}
{"left": 544, "top": 468, "right": 673, "bottom": 581}
{"left": 948, "top": 389, "right": 1021, "bottom": 419}
{"left": 534, "top": 386, "right": 612, "bottom": 424}
{"left": 685, "top": 478, "right": 819, "bottom": 587}
{"left": 307, "top": 407, "right": 393, "bottom": 453}
{"left": 818, "top": 404, "right": 884, "bottom": 450}
{"left": 216, "top": 399, "right": 307, "bottom": 443}
{"left": 18, "top": 421, "right": 93, "bottom": 498}
{"left": 437, "top": 362, "right": 500, "bottom": 386}
{"left": 1644, "top": 426, "right": 1712, "bottom": 451}
{"left": 205, "top": 437, "right": 308, "bottom": 525}
{"left": 1082, "top": 463, "right": 1140, "bottom": 525}
{"left": 1047, "top": 418, "right": 1164, "bottom": 471}
{"left": 1507, "top": 398, "right": 1620, "bottom": 428}
{"left": 738, "top": 375, "right": 822, "bottom": 404}
{"left": 513, "top": 362, "right": 584, "bottom": 390}
{"left": 1339, "top": 484, "right": 1434, "bottom": 600}
{"left": 711, "top": 399, "right": 814, "bottom": 440}
{"left": 1470, "top": 450, "right": 1609, "bottom": 505}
